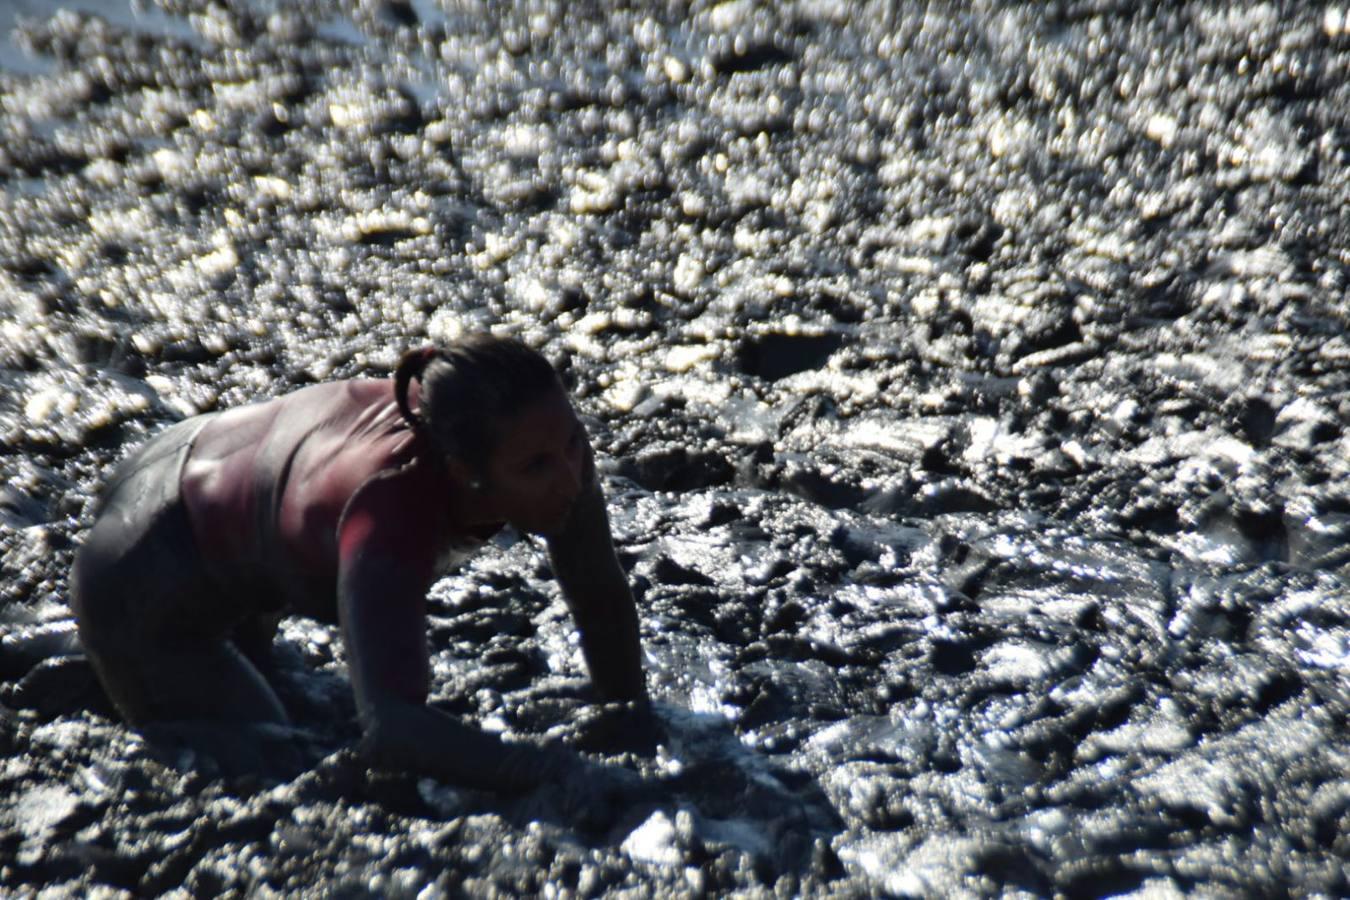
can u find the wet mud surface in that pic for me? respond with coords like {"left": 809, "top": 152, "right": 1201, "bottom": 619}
{"left": 2, "top": 1, "right": 1349, "bottom": 896}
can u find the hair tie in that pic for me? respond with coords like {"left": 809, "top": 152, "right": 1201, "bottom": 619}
{"left": 394, "top": 346, "right": 437, "bottom": 429}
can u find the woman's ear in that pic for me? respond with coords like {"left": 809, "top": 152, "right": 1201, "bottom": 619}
{"left": 444, "top": 457, "right": 485, "bottom": 492}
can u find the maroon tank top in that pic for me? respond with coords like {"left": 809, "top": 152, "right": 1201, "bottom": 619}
{"left": 179, "top": 379, "right": 486, "bottom": 621}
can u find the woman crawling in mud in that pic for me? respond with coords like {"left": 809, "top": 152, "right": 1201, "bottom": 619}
{"left": 64, "top": 334, "right": 648, "bottom": 797}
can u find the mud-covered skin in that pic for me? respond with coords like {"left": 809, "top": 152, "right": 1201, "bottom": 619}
{"left": 1, "top": 1, "right": 1348, "bottom": 896}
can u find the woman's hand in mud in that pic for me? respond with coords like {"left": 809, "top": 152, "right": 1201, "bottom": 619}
{"left": 529, "top": 751, "right": 658, "bottom": 830}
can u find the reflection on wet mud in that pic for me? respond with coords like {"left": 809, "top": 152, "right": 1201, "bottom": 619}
{"left": 2, "top": 0, "right": 1349, "bottom": 895}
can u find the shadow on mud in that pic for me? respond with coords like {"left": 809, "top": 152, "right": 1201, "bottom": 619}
{"left": 349, "top": 702, "right": 844, "bottom": 880}
{"left": 0, "top": 632, "right": 842, "bottom": 883}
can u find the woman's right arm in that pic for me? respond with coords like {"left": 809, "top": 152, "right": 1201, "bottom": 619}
{"left": 337, "top": 472, "right": 573, "bottom": 791}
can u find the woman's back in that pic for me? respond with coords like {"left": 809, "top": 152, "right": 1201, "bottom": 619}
{"left": 180, "top": 378, "right": 445, "bottom": 620}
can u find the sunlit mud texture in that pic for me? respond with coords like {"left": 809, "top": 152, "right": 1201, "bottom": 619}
{"left": 2, "top": 1, "right": 1349, "bottom": 896}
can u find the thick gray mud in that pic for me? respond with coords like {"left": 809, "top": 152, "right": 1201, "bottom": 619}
{"left": 2, "top": 1, "right": 1348, "bottom": 896}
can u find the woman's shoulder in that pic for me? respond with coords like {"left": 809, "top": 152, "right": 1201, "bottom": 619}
{"left": 195, "top": 377, "right": 391, "bottom": 436}
{"left": 287, "top": 377, "right": 444, "bottom": 512}
{"left": 334, "top": 377, "right": 396, "bottom": 404}
{"left": 281, "top": 377, "right": 393, "bottom": 417}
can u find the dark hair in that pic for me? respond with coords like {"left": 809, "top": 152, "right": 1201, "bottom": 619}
{"left": 394, "top": 335, "right": 563, "bottom": 472}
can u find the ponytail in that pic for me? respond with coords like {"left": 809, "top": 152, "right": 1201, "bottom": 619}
{"left": 402, "top": 334, "right": 563, "bottom": 472}
{"left": 394, "top": 346, "right": 438, "bottom": 430}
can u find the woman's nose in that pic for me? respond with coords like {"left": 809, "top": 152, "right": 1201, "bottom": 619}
{"left": 563, "top": 442, "right": 584, "bottom": 490}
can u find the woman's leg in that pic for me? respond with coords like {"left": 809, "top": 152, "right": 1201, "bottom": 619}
{"left": 232, "top": 610, "right": 284, "bottom": 675}
{"left": 84, "top": 637, "right": 288, "bottom": 725}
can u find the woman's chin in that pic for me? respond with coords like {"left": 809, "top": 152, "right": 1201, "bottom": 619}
{"left": 512, "top": 513, "right": 567, "bottom": 537}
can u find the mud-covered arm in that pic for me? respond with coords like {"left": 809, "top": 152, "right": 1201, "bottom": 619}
{"left": 545, "top": 455, "right": 647, "bottom": 703}
{"left": 337, "top": 473, "right": 573, "bottom": 790}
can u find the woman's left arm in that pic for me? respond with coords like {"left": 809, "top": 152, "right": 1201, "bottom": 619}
{"left": 545, "top": 459, "right": 647, "bottom": 704}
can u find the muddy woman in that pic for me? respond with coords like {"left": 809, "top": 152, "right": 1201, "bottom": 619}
{"left": 66, "top": 333, "right": 648, "bottom": 804}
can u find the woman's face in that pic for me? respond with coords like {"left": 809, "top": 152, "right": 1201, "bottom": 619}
{"left": 481, "top": 388, "right": 587, "bottom": 535}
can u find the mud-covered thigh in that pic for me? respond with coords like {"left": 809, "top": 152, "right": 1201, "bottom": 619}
{"left": 70, "top": 416, "right": 217, "bottom": 649}
{"left": 70, "top": 416, "right": 287, "bottom": 725}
